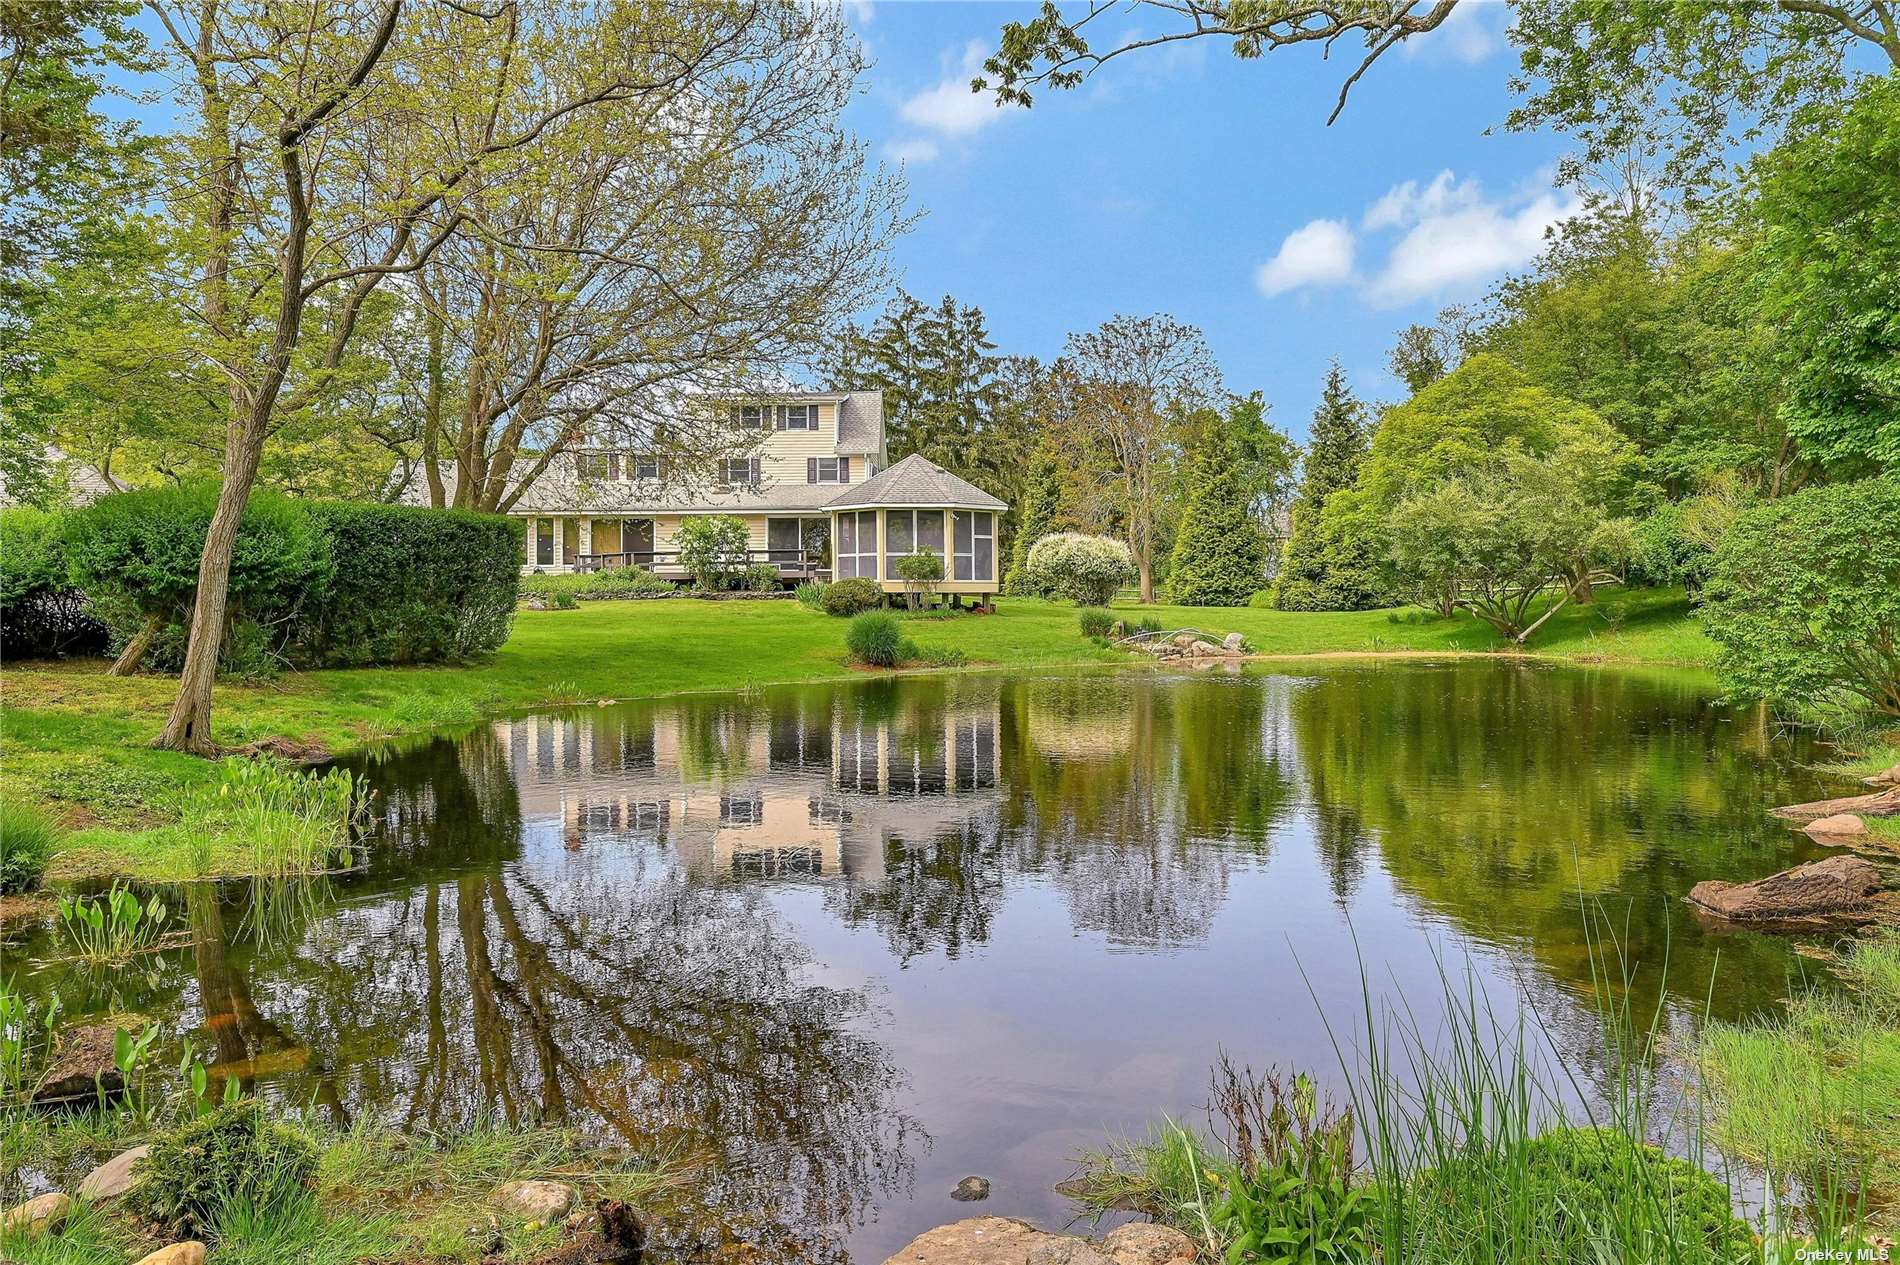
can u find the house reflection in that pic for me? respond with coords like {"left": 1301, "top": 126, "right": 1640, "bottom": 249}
{"left": 491, "top": 691, "right": 1003, "bottom": 883}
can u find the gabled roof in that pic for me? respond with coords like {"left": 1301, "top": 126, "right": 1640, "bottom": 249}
{"left": 824, "top": 453, "right": 1007, "bottom": 511}
{"left": 835, "top": 390, "right": 884, "bottom": 456}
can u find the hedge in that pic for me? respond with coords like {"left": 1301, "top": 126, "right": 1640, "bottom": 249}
{"left": 0, "top": 507, "right": 107, "bottom": 659}
{"left": 293, "top": 502, "right": 519, "bottom": 667}
{"left": 63, "top": 487, "right": 518, "bottom": 672}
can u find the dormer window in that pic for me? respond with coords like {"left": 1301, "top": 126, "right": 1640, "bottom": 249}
{"left": 778, "top": 403, "right": 817, "bottom": 431}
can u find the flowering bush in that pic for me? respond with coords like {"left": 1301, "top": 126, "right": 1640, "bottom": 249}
{"left": 1025, "top": 532, "right": 1136, "bottom": 606}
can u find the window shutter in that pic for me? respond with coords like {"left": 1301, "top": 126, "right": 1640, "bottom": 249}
{"left": 807, "top": 457, "right": 817, "bottom": 484}
{"left": 608, "top": 453, "right": 620, "bottom": 480}
{"left": 774, "top": 406, "right": 786, "bottom": 431}
{"left": 840, "top": 457, "right": 849, "bottom": 482}
{"left": 574, "top": 453, "right": 588, "bottom": 479}
{"left": 749, "top": 457, "right": 761, "bottom": 484}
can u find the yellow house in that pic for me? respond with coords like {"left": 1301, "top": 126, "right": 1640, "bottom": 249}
{"left": 505, "top": 390, "right": 1008, "bottom": 601}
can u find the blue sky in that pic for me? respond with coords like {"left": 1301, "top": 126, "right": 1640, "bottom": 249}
{"left": 840, "top": 0, "right": 1575, "bottom": 437}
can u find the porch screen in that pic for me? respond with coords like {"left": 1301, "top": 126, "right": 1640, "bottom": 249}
{"left": 952, "top": 511, "right": 994, "bottom": 582}
{"left": 836, "top": 511, "right": 879, "bottom": 579}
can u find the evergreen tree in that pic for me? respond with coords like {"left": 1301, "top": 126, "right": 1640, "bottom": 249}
{"left": 1169, "top": 426, "right": 1268, "bottom": 605}
{"left": 1274, "top": 362, "right": 1387, "bottom": 611}
{"left": 1004, "top": 438, "right": 1062, "bottom": 595}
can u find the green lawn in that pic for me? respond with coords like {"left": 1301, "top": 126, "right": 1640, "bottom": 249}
{"left": 1, "top": 586, "right": 1708, "bottom": 880}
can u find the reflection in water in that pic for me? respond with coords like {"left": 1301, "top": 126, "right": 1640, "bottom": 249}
{"left": 9, "top": 664, "right": 1840, "bottom": 1261}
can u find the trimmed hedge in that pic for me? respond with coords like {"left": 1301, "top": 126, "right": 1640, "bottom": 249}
{"left": 293, "top": 502, "right": 518, "bottom": 667}
{"left": 63, "top": 487, "right": 518, "bottom": 672}
{"left": 0, "top": 507, "right": 106, "bottom": 658}
{"left": 822, "top": 576, "right": 884, "bottom": 616}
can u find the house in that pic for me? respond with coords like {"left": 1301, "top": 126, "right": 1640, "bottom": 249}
{"left": 500, "top": 389, "right": 1009, "bottom": 600}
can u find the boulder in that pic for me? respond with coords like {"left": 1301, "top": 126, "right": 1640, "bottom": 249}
{"left": 1100, "top": 1223, "right": 1198, "bottom": 1263}
{"left": 33, "top": 1022, "right": 123, "bottom": 1104}
{"left": 1172, "top": 634, "right": 1195, "bottom": 649}
{"left": 1688, "top": 855, "right": 1885, "bottom": 926}
{"left": 1221, "top": 632, "right": 1244, "bottom": 654}
{"left": 78, "top": 1143, "right": 150, "bottom": 1202}
{"left": 1027, "top": 1241, "right": 1116, "bottom": 1265}
{"left": 1805, "top": 813, "right": 1869, "bottom": 841}
{"left": 882, "top": 1217, "right": 1064, "bottom": 1264}
{"left": 3, "top": 1192, "right": 73, "bottom": 1238}
{"left": 951, "top": 1176, "right": 991, "bottom": 1202}
{"left": 132, "top": 1244, "right": 207, "bottom": 1265}
{"left": 1863, "top": 763, "right": 1900, "bottom": 788}
{"left": 492, "top": 1179, "right": 578, "bottom": 1223}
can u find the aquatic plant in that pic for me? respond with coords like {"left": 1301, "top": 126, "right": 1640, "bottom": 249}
{"left": 56, "top": 884, "right": 168, "bottom": 961}
{"left": 0, "top": 976, "right": 61, "bottom": 1098}
{"left": 185, "top": 758, "right": 365, "bottom": 878}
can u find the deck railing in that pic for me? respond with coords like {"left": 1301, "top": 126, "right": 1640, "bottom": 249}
{"left": 573, "top": 549, "right": 828, "bottom": 578}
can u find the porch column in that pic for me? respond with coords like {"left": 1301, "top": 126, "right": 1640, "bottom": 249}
{"left": 552, "top": 517, "right": 564, "bottom": 571}
{"left": 578, "top": 516, "right": 592, "bottom": 569}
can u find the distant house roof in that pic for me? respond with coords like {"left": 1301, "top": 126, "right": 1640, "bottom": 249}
{"left": 824, "top": 453, "right": 1007, "bottom": 511}
{"left": 0, "top": 446, "right": 114, "bottom": 509}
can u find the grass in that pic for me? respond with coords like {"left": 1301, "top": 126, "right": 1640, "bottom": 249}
{"left": 0, "top": 1101, "right": 678, "bottom": 1265}
{"left": 1, "top": 586, "right": 1711, "bottom": 881}
{"left": 1066, "top": 919, "right": 1895, "bottom": 1263}
{"left": 0, "top": 800, "right": 59, "bottom": 893}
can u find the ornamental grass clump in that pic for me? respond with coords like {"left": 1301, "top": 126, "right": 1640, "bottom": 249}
{"left": 1078, "top": 607, "right": 1115, "bottom": 638}
{"left": 845, "top": 611, "right": 906, "bottom": 667}
{"left": 129, "top": 1099, "right": 319, "bottom": 1237}
{"left": 0, "top": 801, "right": 58, "bottom": 893}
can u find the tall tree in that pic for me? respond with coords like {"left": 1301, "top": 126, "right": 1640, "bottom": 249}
{"left": 1169, "top": 424, "right": 1268, "bottom": 606}
{"left": 1003, "top": 437, "right": 1063, "bottom": 595}
{"left": 1274, "top": 362, "right": 1378, "bottom": 611}
{"left": 1051, "top": 313, "right": 1222, "bottom": 603}
{"left": 1219, "top": 392, "right": 1299, "bottom": 564}
{"left": 147, "top": 1, "right": 861, "bottom": 752}
{"left": 421, "top": 4, "right": 902, "bottom": 513}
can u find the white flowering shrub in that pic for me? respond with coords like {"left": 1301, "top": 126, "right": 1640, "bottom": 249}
{"left": 1024, "top": 532, "right": 1136, "bottom": 606}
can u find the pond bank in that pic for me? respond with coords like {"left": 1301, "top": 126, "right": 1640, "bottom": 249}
{"left": 2, "top": 589, "right": 1715, "bottom": 883}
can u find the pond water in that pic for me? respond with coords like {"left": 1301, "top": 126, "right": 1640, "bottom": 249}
{"left": 9, "top": 662, "right": 1843, "bottom": 1261}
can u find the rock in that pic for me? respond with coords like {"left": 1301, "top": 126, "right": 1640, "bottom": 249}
{"left": 1770, "top": 786, "right": 1900, "bottom": 822}
{"left": 33, "top": 1022, "right": 123, "bottom": 1103}
{"left": 2, "top": 1192, "right": 73, "bottom": 1238}
{"left": 1688, "top": 855, "right": 1885, "bottom": 926}
{"left": 132, "top": 1244, "right": 207, "bottom": 1265}
{"left": 1100, "top": 1222, "right": 1198, "bottom": 1263}
{"left": 1221, "top": 632, "right": 1244, "bottom": 654}
{"left": 593, "top": 1199, "right": 645, "bottom": 1264}
{"left": 1172, "top": 634, "right": 1195, "bottom": 649}
{"left": 1806, "top": 813, "right": 1869, "bottom": 840}
{"left": 881, "top": 1217, "right": 1061, "bottom": 1264}
{"left": 1026, "top": 1240, "right": 1115, "bottom": 1265}
{"left": 78, "top": 1144, "right": 150, "bottom": 1202}
{"left": 951, "top": 1175, "right": 991, "bottom": 1202}
{"left": 1863, "top": 763, "right": 1900, "bottom": 788}
{"left": 492, "top": 1179, "right": 578, "bottom": 1223}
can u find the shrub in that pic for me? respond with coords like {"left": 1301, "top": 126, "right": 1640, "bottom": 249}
{"left": 795, "top": 581, "right": 828, "bottom": 611}
{"left": 1077, "top": 607, "right": 1115, "bottom": 638}
{"left": 676, "top": 515, "right": 750, "bottom": 591}
{"left": 129, "top": 1100, "right": 319, "bottom": 1235}
{"left": 0, "top": 508, "right": 106, "bottom": 659}
{"left": 1024, "top": 532, "right": 1136, "bottom": 606}
{"left": 0, "top": 802, "right": 58, "bottom": 894}
{"left": 894, "top": 551, "right": 943, "bottom": 609}
{"left": 550, "top": 591, "right": 578, "bottom": 610}
{"left": 1703, "top": 476, "right": 1900, "bottom": 716}
{"left": 65, "top": 484, "right": 331, "bottom": 672}
{"left": 1247, "top": 589, "right": 1274, "bottom": 609}
{"left": 822, "top": 576, "right": 884, "bottom": 616}
{"left": 744, "top": 562, "right": 782, "bottom": 592}
{"left": 578, "top": 566, "right": 673, "bottom": 599}
{"left": 845, "top": 611, "right": 905, "bottom": 666}
{"left": 291, "top": 503, "right": 518, "bottom": 667}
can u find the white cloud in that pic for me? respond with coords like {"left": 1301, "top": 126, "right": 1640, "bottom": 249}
{"left": 898, "top": 40, "right": 1005, "bottom": 138}
{"left": 883, "top": 136, "right": 939, "bottom": 164}
{"left": 1360, "top": 170, "right": 1483, "bottom": 232}
{"left": 844, "top": 0, "right": 874, "bottom": 25}
{"left": 1253, "top": 219, "right": 1356, "bottom": 297}
{"left": 1402, "top": 0, "right": 1504, "bottom": 64}
{"left": 1366, "top": 187, "right": 1580, "bottom": 305}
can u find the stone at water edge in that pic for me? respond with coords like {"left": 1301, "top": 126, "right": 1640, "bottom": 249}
{"left": 78, "top": 1143, "right": 151, "bottom": 1202}
{"left": 881, "top": 1216, "right": 1058, "bottom": 1264}
{"left": 492, "top": 1179, "right": 578, "bottom": 1223}
{"left": 1688, "top": 854, "right": 1884, "bottom": 924}
{"left": 1805, "top": 813, "right": 1869, "bottom": 840}
{"left": 1099, "top": 1222, "right": 1198, "bottom": 1263}
{"left": 32, "top": 1022, "right": 123, "bottom": 1104}
{"left": 1863, "top": 763, "right": 1900, "bottom": 787}
{"left": 1027, "top": 1240, "right": 1116, "bottom": 1265}
{"left": 1222, "top": 632, "right": 1244, "bottom": 654}
{"left": 950, "top": 1175, "right": 991, "bottom": 1202}
{"left": 131, "top": 1243, "right": 206, "bottom": 1265}
{"left": 2, "top": 1192, "right": 73, "bottom": 1238}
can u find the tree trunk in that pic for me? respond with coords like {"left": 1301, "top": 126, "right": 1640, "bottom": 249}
{"left": 157, "top": 433, "right": 265, "bottom": 753}
{"left": 1571, "top": 570, "right": 1595, "bottom": 604}
{"left": 109, "top": 613, "right": 163, "bottom": 677}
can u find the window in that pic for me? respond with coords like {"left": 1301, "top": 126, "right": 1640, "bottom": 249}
{"left": 778, "top": 403, "right": 817, "bottom": 430}
{"left": 733, "top": 405, "right": 766, "bottom": 429}
{"left": 806, "top": 456, "right": 849, "bottom": 483}
{"left": 809, "top": 796, "right": 852, "bottom": 826}
{"left": 721, "top": 457, "right": 759, "bottom": 486}
{"left": 835, "top": 510, "right": 878, "bottom": 580}
{"left": 884, "top": 510, "right": 944, "bottom": 579}
{"left": 719, "top": 791, "right": 764, "bottom": 826}
{"left": 535, "top": 517, "right": 554, "bottom": 567}
{"left": 952, "top": 511, "right": 995, "bottom": 582}
{"left": 632, "top": 454, "right": 659, "bottom": 480}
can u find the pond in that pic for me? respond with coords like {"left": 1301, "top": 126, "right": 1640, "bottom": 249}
{"left": 8, "top": 661, "right": 1842, "bottom": 1261}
